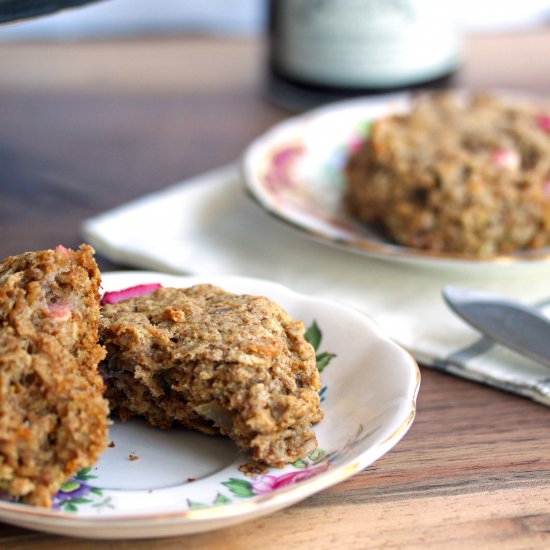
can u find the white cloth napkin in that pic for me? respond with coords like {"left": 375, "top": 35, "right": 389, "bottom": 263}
{"left": 82, "top": 164, "right": 550, "bottom": 406}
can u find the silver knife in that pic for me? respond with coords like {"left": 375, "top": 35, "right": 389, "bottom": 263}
{"left": 442, "top": 285, "right": 550, "bottom": 368}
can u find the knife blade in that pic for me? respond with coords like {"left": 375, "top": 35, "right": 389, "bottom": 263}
{"left": 442, "top": 285, "right": 550, "bottom": 368}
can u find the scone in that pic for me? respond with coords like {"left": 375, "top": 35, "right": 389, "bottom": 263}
{"left": 0, "top": 245, "right": 109, "bottom": 507}
{"left": 345, "top": 93, "right": 550, "bottom": 256}
{"left": 100, "top": 285, "right": 323, "bottom": 467}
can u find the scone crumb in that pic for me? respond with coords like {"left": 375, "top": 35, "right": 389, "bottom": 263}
{"left": 239, "top": 460, "right": 270, "bottom": 477}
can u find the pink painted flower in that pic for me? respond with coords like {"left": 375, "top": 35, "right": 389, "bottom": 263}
{"left": 536, "top": 114, "right": 550, "bottom": 132}
{"left": 251, "top": 475, "right": 278, "bottom": 494}
{"left": 251, "top": 463, "right": 328, "bottom": 495}
{"left": 347, "top": 136, "right": 365, "bottom": 155}
{"left": 263, "top": 144, "right": 305, "bottom": 196}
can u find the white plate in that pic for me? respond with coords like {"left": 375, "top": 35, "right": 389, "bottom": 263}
{"left": 242, "top": 93, "right": 550, "bottom": 270}
{"left": 0, "top": 272, "right": 419, "bottom": 539}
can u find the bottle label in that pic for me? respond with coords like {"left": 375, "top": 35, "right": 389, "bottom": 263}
{"left": 274, "top": 0, "right": 460, "bottom": 88}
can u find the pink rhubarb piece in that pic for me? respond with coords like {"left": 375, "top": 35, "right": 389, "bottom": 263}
{"left": 55, "top": 245, "right": 70, "bottom": 256}
{"left": 47, "top": 302, "right": 72, "bottom": 321}
{"left": 490, "top": 148, "right": 520, "bottom": 170}
{"left": 101, "top": 283, "right": 162, "bottom": 306}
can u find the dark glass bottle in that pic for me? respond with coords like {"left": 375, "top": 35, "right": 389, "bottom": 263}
{"left": 267, "top": 0, "right": 461, "bottom": 111}
{"left": 0, "top": 0, "right": 99, "bottom": 24}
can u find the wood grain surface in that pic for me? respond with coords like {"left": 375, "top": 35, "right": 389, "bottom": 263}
{"left": 1, "top": 30, "right": 550, "bottom": 548}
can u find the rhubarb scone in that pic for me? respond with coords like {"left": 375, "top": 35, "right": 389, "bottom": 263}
{"left": 345, "top": 93, "right": 550, "bottom": 256}
{"left": 100, "top": 285, "right": 323, "bottom": 467}
{"left": 0, "top": 245, "right": 109, "bottom": 507}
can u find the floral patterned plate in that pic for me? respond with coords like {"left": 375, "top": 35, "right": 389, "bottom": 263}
{"left": 0, "top": 272, "right": 419, "bottom": 539}
{"left": 241, "top": 92, "right": 550, "bottom": 270}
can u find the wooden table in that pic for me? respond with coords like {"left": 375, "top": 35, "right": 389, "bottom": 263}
{"left": 2, "top": 30, "right": 550, "bottom": 548}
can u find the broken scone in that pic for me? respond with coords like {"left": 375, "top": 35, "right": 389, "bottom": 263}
{"left": 99, "top": 285, "right": 323, "bottom": 466}
{"left": 0, "top": 245, "right": 109, "bottom": 506}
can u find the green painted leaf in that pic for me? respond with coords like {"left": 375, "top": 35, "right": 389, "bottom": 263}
{"left": 64, "top": 502, "right": 78, "bottom": 513}
{"left": 213, "top": 493, "right": 232, "bottom": 506}
{"left": 104, "top": 497, "right": 115, "bottom": 509}
{"left": 59, "top": 481, "right": 80, "bottom": 493}
{"left": 308, "top": 448, "right": 326, "bottom": 463}
{"left": 67, "top": 498, "right": 92, "bottom": 505}
{"left": 187, "top": 499, "right": 209, "bottom": 510}
{"left": 222, "top": 478, "right": 254, "bottom": 498}
{"left": 291, "top": 458, "right": 308, "bottom": 469}
{"left": 90, "top": 487, "right": 103, "bottom": 496}
{"left": 316, "top": 352, "right": 336, "bottom": 372}
{"left": 75, "top": 467, "right": 97, "bottom": 481}
{"left": 305, "top": 321, "right": 322, "bottom": 351}
{"left": 358, "top": 120, "right": 372, "bottom": 135}
{"left": 91, "top": 497, "right": 114, "bottom": 510}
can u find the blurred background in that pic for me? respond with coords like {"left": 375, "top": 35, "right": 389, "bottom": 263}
{"left": 1, "top": 0, "right": 549, "bottom": 260}
{"left": 0, "top": 0, "right": 549, "bottom": 40}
